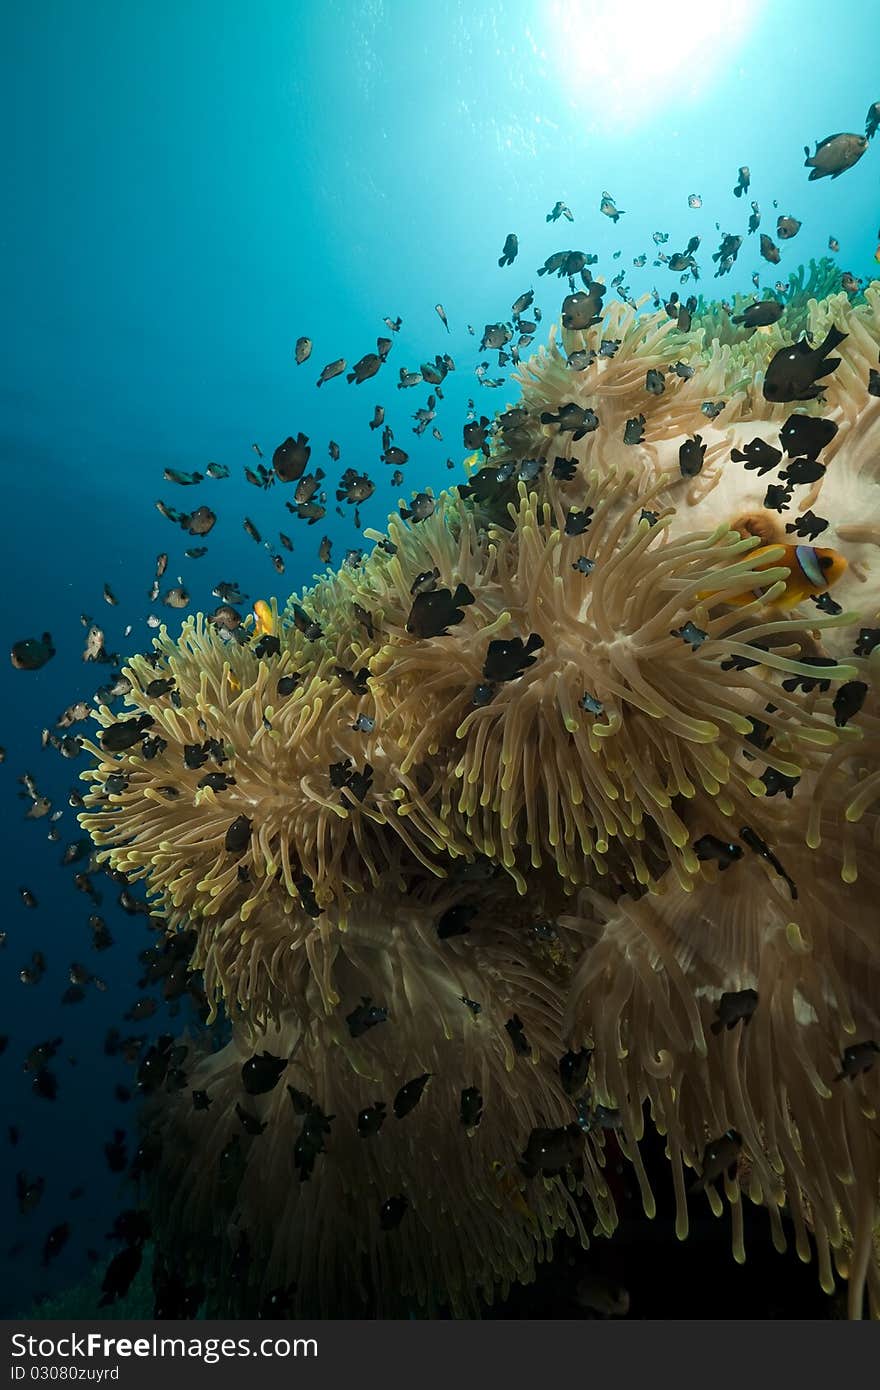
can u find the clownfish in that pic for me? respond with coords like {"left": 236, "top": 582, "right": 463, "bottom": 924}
{"left": 702, "top": 543, "right": 846, "bottom": 609}
{"left": 253, "top": 599, "right": 274, "bottom": 637}
{"left": 490, "top": 1160, "right": 537, "bottom": 1227}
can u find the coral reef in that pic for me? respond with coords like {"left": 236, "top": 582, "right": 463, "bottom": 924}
{"left": 79, "top": 275, "right": 880, "bottom": 1317}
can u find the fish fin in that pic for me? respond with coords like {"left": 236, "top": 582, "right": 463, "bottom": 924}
{"left": 821, "top": 325, "right": 848, "bottom": 353}
{"left": 710, "top": 1019, "right": 723, "bottom": 1035}
{"left": 815, "top": 358, "right": 841, "bottom": 380}
{"left": 808, "top": 168, "right": 823, "bottom": 180}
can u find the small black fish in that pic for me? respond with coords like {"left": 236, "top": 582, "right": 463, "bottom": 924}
{"left": 406, "top": 584, "right": 476, "bottom": 640}
{"left": 460, "top": 1087, "right": 483, "bottom": 1129}
{"left": 273, "top": 433, "right": 311, "bottom": 482}
{"left": 833, "top": 680, "right": 868, "bottom": 727}
{"left": 763, "top": 326, "right": 847, "bottom": 403}
{"left": 779, "top": 457, "right": 825, "bottom": 485}
{"left": 691, "top": 1130, "right": 742, "bottom": 1191}
{"left": 393, "top": 1073, "right": 431, "bottom": 1119}
{"left": 104, "top": 1130, "right": 127, "bottom": 1173}
{"left": 623, "top": 415, "right": 645, "bottom": 445}
{"left": 521, "top": 1123, "right": 584, "bottom": 1178}
{"left": 784, "top": 509, "right": 828, "bottom": 541}
{"left": 379, "top": 1195, "right": 408, "bottom": 1230}
{"left": 812, "top": 591, "right": 842, "bottom": 616}
{"left": 346, "top": 996, "right": 388, "bottom": 1039}
{"left": 197, "top": 771, "right": 235, "bottom": 792}
{"left": 16, "top": 1171, "right": 45, "bottom": 1215}
{"left": 835, "top": 1040, "right": 880, "bottom": 1081}
{"left": 759, "top": 233, "right": 781, "bottom": 264}
{"left": 100, "top": 715, "right": 154, "bottom": 752}
{"left": 224, "top": 814, "right": 252, "bottom": 854}
{"left": 559, "top": 1048, "right": 591, "bottom": 1096}
{"left": 498, "top": 233, "right": 518, "bottom": 267}
{"left": 780, "top": 655, "right": 838, "bottom": 694}
{"left": 679, "top": 434, "right": 706, "bottom": 478}
{"left": 671, "top": 621, "right": 708, "bottom": 651}
{"left": 763, "top": 482, "right": 793, "bottom": 513}
{"left": 552, "top": 456, "right": 578, "bottom": 481}
{"left": 711, "top": 989, "right": 759, "bottom": 1035}
{"left": 437, "top": 903, "right": 477, "bottom": 939}
{"left": 564, "top": 507, "right": 594, "bottom": 537}
{"left": 854, "top": 628, "right": 880, "bottom": 657}
{"left": 779, "top": 413, "right": 838, "bottom": 461}
{"left": 645, "top": 368, "right": 665, "bottom": 395}
{"left": 804, "top": 132, "right": 868, "bottom": 181}
{"left": 137, "top": 1042, "right": 171, "bottom": 1094}
{"left": 483, "top": 633, "right": 544, "bottom": 683}
{"left": 235, "top": 1102, "right": 268, "bottom": 1136}
{"left": 730, "top": 437, "right": 782, "bottom": 474}
{"left": 760, "top": 767, "right": 800, "bottom": 799}
{"left": 731, "top": 298, "right": 783, "bottom": 329}
{"left": 192, "top": 1089, "right": 212, "bottom": 1111}
{"left": 99, "top": 1244, "right": 143, "bottom": 1307}
{"left": 739, "top": 826, "right": 797, "bottom": 900}
{"left": 357, "top": 1102, "right": 387, "bottom": 1138}
{"left": 540, "top": 402, "right": 599, "bottom": 440}
{"left": 241, "top": 1051, "right": 287, "bottom": 1096}
{"left": 693, "top": 835, "right": 743, "bottom": 870}
{"left": 505, "top": 1014, "right": 531, "bottom": 1056}
{"left": 10, "top": 633, "right": 55, "bottom": 671}
{"left": 579, "top": 691, "right": 605, "bottom": 716}
{"left": 42, "top": 1222, "right": 70, "bottom": 1266}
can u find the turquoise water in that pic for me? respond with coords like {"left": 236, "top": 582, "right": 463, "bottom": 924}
{"left": 0, "top": 0, "right": 877, "bottom": 1316}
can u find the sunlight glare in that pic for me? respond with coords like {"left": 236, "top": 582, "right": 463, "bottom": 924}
{"left": 546, "top": 0, "right": 758, "bottom": 129}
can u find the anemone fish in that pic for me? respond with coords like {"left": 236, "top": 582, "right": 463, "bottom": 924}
{"left": 703, "top": 544, "right": 846, "bottom": 609}
{"left": 490, "top": 1160, "right": 537, "bottom": 1227}
{"left": 253, "top": 600, "right": 274, "bottom": 637}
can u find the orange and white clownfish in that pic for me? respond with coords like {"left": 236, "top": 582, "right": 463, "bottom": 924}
{"left": 703, "top": 543, "right": 847, "bottom": 609}
{"left": 253, "top": 599, "right": 274, "bottom": 637}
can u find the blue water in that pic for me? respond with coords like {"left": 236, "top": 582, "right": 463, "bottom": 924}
{"left": 0, "top": 0, "right": 877, "bottom": 1315}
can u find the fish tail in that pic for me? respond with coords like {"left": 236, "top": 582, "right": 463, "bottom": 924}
{"left": 821, "top": 324, "right": 848, "bottom": 354}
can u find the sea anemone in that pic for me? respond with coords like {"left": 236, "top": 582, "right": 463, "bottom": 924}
{"left": 79, "top": 272, "right": 880, "bottom": 1316}
{"left": 141, "top": 878, "right": 616, "bottom": 1316}
{"left": 561, "top": 797, "right": 880, "bottom": 1317}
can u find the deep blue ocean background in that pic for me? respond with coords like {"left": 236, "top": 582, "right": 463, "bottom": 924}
{"left": 1, "top": 0, "right": 877, "bottom": 1317}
